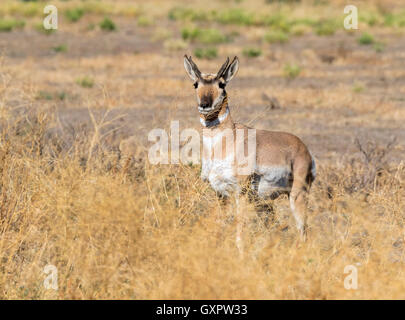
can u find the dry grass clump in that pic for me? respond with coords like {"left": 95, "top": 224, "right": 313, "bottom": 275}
{"left": 0, "top": 105, "right": 403, "bottom": 299}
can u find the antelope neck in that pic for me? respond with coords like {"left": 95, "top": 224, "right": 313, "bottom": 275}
{"left": 199, "top": 107, "right": 230, "bottom": 128}
{"left": 199, "top": 94, "right": 231, "bottom": 128}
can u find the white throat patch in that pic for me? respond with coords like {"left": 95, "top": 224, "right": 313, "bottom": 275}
{"left": 199, "top": 107, "right": 229, "bottom": 128}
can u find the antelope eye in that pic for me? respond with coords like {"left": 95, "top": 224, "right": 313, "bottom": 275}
{"left": 218, "top": 82, "right": 226, "bottom": 89}
{"left": 193, "top": 82, "right": 198, "bottom": 89}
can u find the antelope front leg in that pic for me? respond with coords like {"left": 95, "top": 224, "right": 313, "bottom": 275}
{"left": 232, "top": 192, "right": 246, "bottom": 256}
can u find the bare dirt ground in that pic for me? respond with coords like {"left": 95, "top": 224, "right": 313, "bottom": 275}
{"left": 2, "top": 19, "right": 404, "bottom": 162}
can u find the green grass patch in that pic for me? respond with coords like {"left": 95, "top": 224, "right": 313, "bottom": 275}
{"left": 263, "top": 13, "right": 291, "bottom": 32}
{"left": 76, "top": 77, "right": 94, "bottom": 88}
{"left": 383, "top": 11, "right": 405, "bottom": 27}
{"left": 194, "top": 47, "right": 218, "bottom": 60}
{"left": 57, "top": 92, "right": 67, "bottom": 101}
{"left": 291, "top": 17, "right": 317, "bottom": 27}
{"left": 283, "top": 63, "right": 301, "bottom": 80}
{"left": 36, "top": 90, "right": 67, "bottom": 101}
{"left": 11, "top": 2, "right": 41, "bottom": 17}
{"left": 137, "top": 16, "right": 154, "bottom": 27}
{"left": 53, "top": 44, "right": 68, "bottom": 53}
{"left": 100, "top": 17, "right": 116, "bottom": 31}
{"left": 181, "top": 27, "right": 228, "bottom": 44}
{"left": 34, "top": 22, "right": 55, "bottom": 35}
{"left": 165, "top": 6, "right": 405, "bottom": 32}
{"left": 242, "top": 47, "right": 262, "bottom": 58}
{"left": 216, "top": 9, "right": 255, "bottom": 26}
{"left": 264, "top": 30, "right": 289, "bottom": 43}
{"left": 168, "top": 7, "right": 209, "bottom": 21}
{"left": 358, "top": 32, "right": 374, "bottom": 45}
{"left": 291, "top": 24, "right": 311, "bottom": 36}
{"left": 36, "top": 91, "right": 53, "bottom": 101}
{"left": 65, "top": 8, "right": 85, "bottom": 23}
{"left": 0, "top": 19, "right": 25, "bottom": 32}
{"left": 314, "top": 20, "right": 338, "bottom": 36}
{"left": 352, "top": 82, "right": 365, "bottom": 93}
{"left": 359, "top": 12, "right": 380, "bottom": 27}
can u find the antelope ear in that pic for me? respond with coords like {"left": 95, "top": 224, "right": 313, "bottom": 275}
{"left": 223, "top": 56, "right": 239, "bottom": 83}
{"left": 183, "top": 55, "right": 200, "bottom": 82}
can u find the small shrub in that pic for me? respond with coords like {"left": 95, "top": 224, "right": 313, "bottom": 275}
{"left": 198, "top": 29, "right": 228, "bottom": 44}
{"left": 36, "top": 91, "right": 53, "bottom": 100}
{"left": 352, "top": 82, "right": 365, "bottom": 93}
{"left": 137, "top": 16, "right": 154, "bottom": 27}
{"left": 168, "top": 7, "right": 208, "bottom": 21}
{"left": 194, "top": 47, "right": 217, "bottom": 60}
{"left": 359, "top": 13, "right": 379, "bottom": 27}
{"left": 264, "top": 14, "right": 291, "bottom": 33}
{"left": 291, "top": 24, "right": 311, "bottom": 36}
{"left": 65, "top": 8, "right": 84, "bottom": 22}
{"left": 20, "top": 3, "right": 41, "bottom": 17}
{"left": 358, "top": 32, "right": 374, "bottom": 45}
{"left": 350, "top": 137, "right": 397, "bottom": 191}
{"left": 264, "top": 30, "right": 289, "bottom": 43}
{"left": 283, "top": 63, "right": 301, "bottom": 80}
{"left": 216, "top": 9, "right": 254, "bottom": 26}
{"left": 34, "top": 22, "right": 55, "bottom": 35}
{"left": 314, "top": 20, "right": 337, "bottom": 36}
{"left": 76, "top": 77, "right": 94, "bottom": 88}
{"left": 168, "top": 7, "right": 190, "bottom": 20}
{"left": 181, "top": 27, "right": 199, "bottom": 41}
{"left": 100, "top": 18, "right": 116, "bottom": 31}
{"left": 58, "top": 92, "right": 67, "bottom": 101}
{"left": 53, "top": 44, "right": 67, "bottom": 53}
{"left": 182, "top": 27, "right": 227, "bottom": 44}
{"left": 0, "top": 19, "right": 25, "bottom": 32}
{"left": 263, "top": 13, "right": 287, "bottom": 28}
{"left": 383, "top": 13, "right": 395, "bottom": 27}
{"left": 35, "top": 91, "right": 67, "bottom": 101}
{"left": 243, "top": 48, "right": 262, "bottom": 58}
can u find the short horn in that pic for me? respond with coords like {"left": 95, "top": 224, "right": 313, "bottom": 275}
{"left": 224, "top": 56, "right": 238, "bottom": 74}
{"left": 216, "top": 57, "right": 230, "bottom": 79}
{"left": 186, "top": 55, "right": 202, "bottom": 79}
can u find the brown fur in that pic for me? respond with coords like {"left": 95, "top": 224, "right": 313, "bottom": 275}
{"left": 185, "top": 56, "right": 315, "bottom": 250}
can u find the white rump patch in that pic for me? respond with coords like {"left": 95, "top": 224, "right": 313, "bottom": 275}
{"left": 311, "top": 154, "right": 316, "bottom": 180}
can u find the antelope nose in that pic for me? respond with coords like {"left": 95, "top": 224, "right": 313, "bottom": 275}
{"left": 201, "top": 102, "right": 210, "bottom": 109}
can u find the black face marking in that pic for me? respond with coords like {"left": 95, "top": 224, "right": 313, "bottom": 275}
{"left": 193, "top": 82, "right": 198, "bottom": 89}
{"left": 200, "top": 94, "right": 213, "bottom": 109}
{"left": 218, "top": 82, "right": 226, "bottom": 89}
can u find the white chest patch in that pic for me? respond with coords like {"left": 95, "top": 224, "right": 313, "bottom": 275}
{"left": 202, "top": 134, "right": 238, "bottom": 196}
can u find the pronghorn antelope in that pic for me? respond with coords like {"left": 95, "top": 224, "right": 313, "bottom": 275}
{"left": 184, "top": 55, "right": 316, "bottom": 249}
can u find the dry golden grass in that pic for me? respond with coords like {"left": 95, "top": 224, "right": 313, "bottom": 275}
{"left": 0, "top": 0, "right": 404, "bottom": 300}
{"left": 0, "top": 108, "right": 403, "bottom": 299}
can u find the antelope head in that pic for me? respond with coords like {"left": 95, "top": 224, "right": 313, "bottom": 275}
{"left": 184, "top": 55, "right": 239, "bottom": 116}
